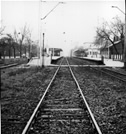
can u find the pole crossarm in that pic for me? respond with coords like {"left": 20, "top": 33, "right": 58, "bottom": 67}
{"left": 111, "top": 6, "right": 126, "bottom": 15}
{"left": 41, "top": 2, "right": 64, "bottom": 20}
{"left": 40, "top": 1, "right": 65, "bottom": 67}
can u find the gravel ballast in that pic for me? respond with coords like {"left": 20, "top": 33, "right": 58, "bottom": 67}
{"left": 1, "top": 57, "right": 126, "bottom": 134}
{"left": 72, "top": 66, "right": 126, "bottom": 134}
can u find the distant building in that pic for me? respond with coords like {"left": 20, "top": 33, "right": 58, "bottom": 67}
{"left": 73, "top": 49, "right": 87, "bottom": 57}
{"left": 87, "top": 45, "right": 100, "bottom": 58}
{"left": 73, "top": 44, "right": 100, "bottom": 58}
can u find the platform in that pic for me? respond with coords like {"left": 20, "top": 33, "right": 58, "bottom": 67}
{"left": 79, "top": 57, "right": 124, "bottom": 67}
{"left": 51, "top": 56, "right": 63, "bottom": 60}
{"left": 27, "top": 57, "right": 51, "bottom": 66}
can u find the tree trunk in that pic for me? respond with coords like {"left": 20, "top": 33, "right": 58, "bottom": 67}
{"left": 19, "top": 40, "right": 23, "bottom": 58}
{"left": 25, "top": 47, "right": 27, "bottom": 57}
{"left": 20, "top": 45, "right": 21, "bottom": 57}
{"left": 0, "top": 47, "right": 2, "bottom": 59}
{"left": 3, "top": 47, "right": 5, "bottom": 59}
{"left": 29, "top": 43, "right": 30, "bottom": 58}
{"left": 20, "top": 43, "right": 22, "bottom": 58}
{"left": 13, "top": 47, "right": 16, "bottom": 58}
{"left": 0, "top": 52, "right": 1, "bottom": 59}
{"left": 8, "top": 46, "right": 11, "bottom": 58}
{"left": 121, "top": 40, "right": 124, "bottom": 55}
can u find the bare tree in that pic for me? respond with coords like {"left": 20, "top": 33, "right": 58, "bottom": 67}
{"left": 18, "top": 24, "right": 31, "bottom": 57}
{"left": 95, "top": 23, "right": 119, "bottom": 54}
{"left": 26, "top": 32, "right": 32, "bottom": 58}
{"left": 111, "top": 16, "right": 125, "bottom": 40}
{"left": 111, "top": 16, "right": 124, "bottom": 54}
{"left": 0, "top": 37, "right": 8, "bottom": 59}
{"left": 13, "top": 29, "right": 19, "bottom": 43}
{"left": 0, "top": 20, "right": 6, "bottom": 35}
{"left": 94, "top": 16, "right": 124, "bottom": 54}
{"left": 13, "top": 29, "right": 21, "bottom": 57}
{"left": 0, "top": 26, "right": 5, "bottom": 35}
{"left": 6, "top": 33, "right": 18, "bottom": 58}
{"left": 0, "top": 23, "right": 6, "bottom": 58}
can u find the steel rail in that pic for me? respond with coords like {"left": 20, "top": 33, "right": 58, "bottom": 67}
{"left": 66, "top": 57, "right": 102, "bottom": 134}
{"left": 21, "top": 59, "right": 63, "bottom": 134}
{"left": 92, "top": 68, "right": 126, "bottom": 82}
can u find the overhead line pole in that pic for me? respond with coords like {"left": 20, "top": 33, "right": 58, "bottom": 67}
{"left": 42, "top": 33, "right": 44, "bottom": 67}
{"left": 39, "top": 1, "right": 65, "bottom": 67}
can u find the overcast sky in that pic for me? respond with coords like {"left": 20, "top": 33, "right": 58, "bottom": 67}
{"left": 1, "top": 0, "right": 125, "bottom": 55}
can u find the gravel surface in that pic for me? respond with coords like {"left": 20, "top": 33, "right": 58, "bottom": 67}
{"left": 98, "top": 68, "right": 126, "bottom": 81}
{"left": 1, "top": 57, "right": 126, "bottom": 134}
{"left": 56, "top": 57, "right": 98, "bottom": 65}
{"left": 71, "top": 66, "right": 126, "bottom": 134}
{"left": 28, "top": 67, "right": 98, "bottom": 134}
{"left": 68, "top": 57, "right": 99, "bottom": 65}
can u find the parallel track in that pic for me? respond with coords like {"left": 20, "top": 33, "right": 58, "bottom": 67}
{"left": 0, "top": 63, "right": 19, "bottom": 69}
{"left": 0, "top": 62, "right": 27, "bottom": 70}
{"left": 22, "top": 57, "right": 102, "bottom": 134}
{"left": 66, "top": 57, "right": 126, "bottom": 82}
{"left": 92, "top": 67, "right": 126, "bottom": 82}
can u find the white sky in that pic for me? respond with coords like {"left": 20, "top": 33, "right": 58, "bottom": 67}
{"left": 1, "top": 0, "right": 125, "bottom": 55}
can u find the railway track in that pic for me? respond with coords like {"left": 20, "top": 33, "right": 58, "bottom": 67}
{"left": 56, "top": 57, "right": 98, "bottom": 65}
{"left": 66, "top": 57, "right": 126, "bottom": 82}
{"left": 22, "top": 57, "right": 102, "bottom": 134}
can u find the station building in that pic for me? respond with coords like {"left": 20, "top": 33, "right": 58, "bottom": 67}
{"left": 100, "top": 39, "right": 124, "bottom": 61}
{"left": 87, "top": 45, "right": 100, "bottom": 58}
{"left": 72, "top": 37, "right": 124, "bottom": 62}
{"left": 73, "top": 44, "right": 100, "bottom": 58}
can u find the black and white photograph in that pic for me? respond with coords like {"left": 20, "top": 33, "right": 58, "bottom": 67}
{"left": 0, "top": 0, "right": 126, "bottom": 133}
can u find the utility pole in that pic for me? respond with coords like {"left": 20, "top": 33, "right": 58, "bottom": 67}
{"left": 39, "top": 1, "right": 65, "bottom": 67}
{"left": 42, "top": 33, "right": 44, "bottom": 67}
{"left": 124, "top": 12, "right": 126, "bottom": 69}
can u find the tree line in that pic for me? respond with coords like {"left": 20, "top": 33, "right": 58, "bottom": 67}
{"left": 0, "top": 24, "right": 38, "bottom": 59}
